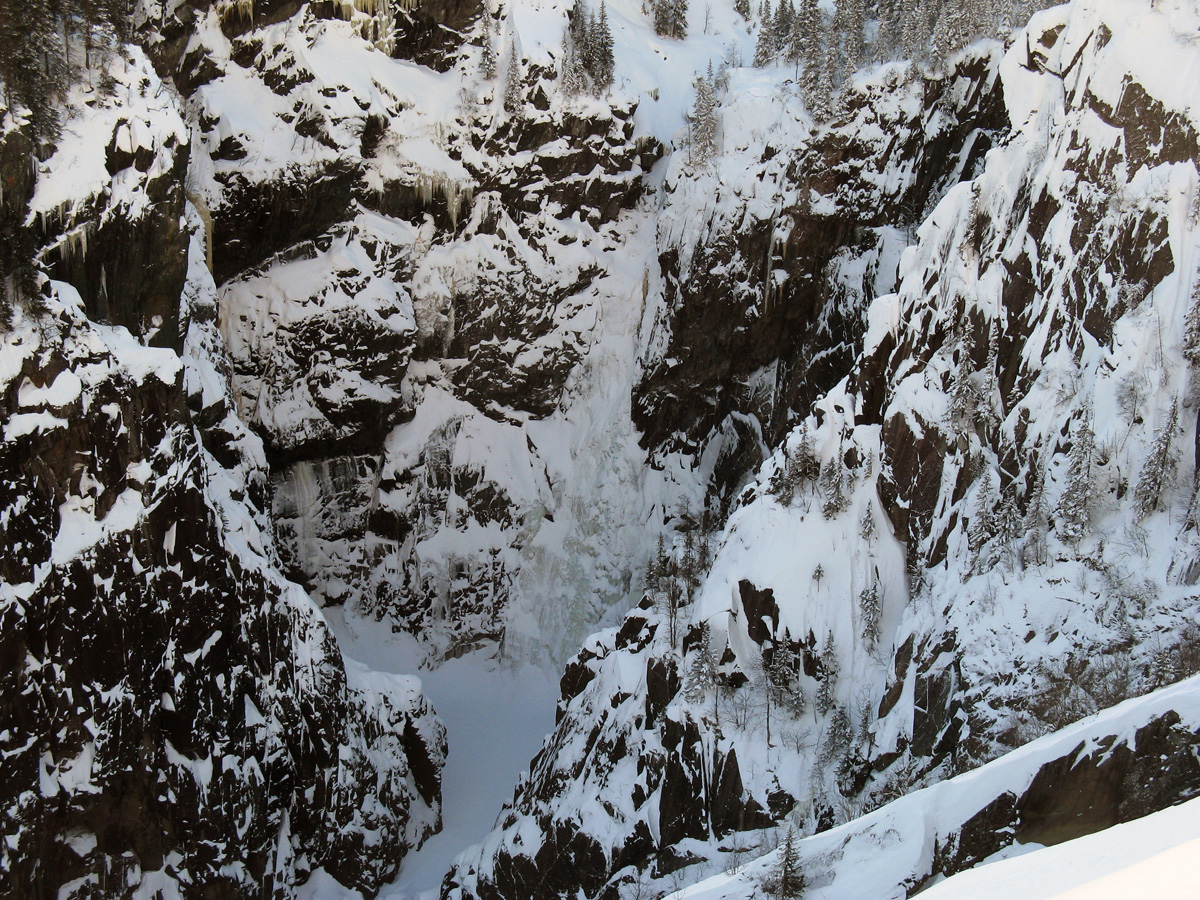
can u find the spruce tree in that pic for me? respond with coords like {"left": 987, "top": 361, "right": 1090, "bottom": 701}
{"left": 1057, "top": 412, "right": 1095, "bottom": 546}
{"left": 996, "top": 485, "right": 1021, "bottom": 569}
{"left": 767, "top": 827, "right": 805, "bottom": 899}
{"left": 859, "top": 580, "right": 880, "bottom": 646}
{"left": 671, "top": 0, "right": 689, "bottom": 37}
{"left": 479, "top": 12, "right": 497, "bottom": 79}
{"left": 948, "top": 330, "right": 979, "bottom": 433}
{"left": 653, "top": 0, "right": 688, "bottom": 38}
{"left": 688, "top": 69, "right": 718, "bottom": 163}
{"left": 968, "top": 470, "right": 997, "bottom": 555}
{"left": 815, "top": 631, "right": 838, "bottom": 714}
{"left": 820, "top": 459, "right": 848, "bottom": 519}
{"left": 684, "top": 622, "right": 718, "bottom": 705}
{"left": 1022, "top": 465, "right": 1049, "bottom": 567}
{"left": 754, "top": 10, "right": 776, "bottom": 65}
{"left": 1182, "top": 282, "right": 1200, "bottom": 365}
{"left": 859, "top": 506, "right": 875, "bottom": 542}
{"left": 770, "top": 644, "right": 805, "bottom": 717}
{"left": 1133, "top": 400, "right": 1179, "bottom": 521}
{"left": 503, "top": 44, "right": 523, "bottom": 114}
{"left": 593, "top": 1, "right": 615, "bottom": 90}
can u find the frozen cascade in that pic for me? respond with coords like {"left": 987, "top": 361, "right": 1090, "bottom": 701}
{"left": 502, "top": 213, "right": 697, "bottom": 667}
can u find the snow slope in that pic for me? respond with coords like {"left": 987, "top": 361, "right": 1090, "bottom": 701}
{"left": 918, "top": 797, "right": 1200, "bottom": 900}
{"left": 663, "top": 673, "right": 1200, "bottom": 900}
{"left": 323, "top": 611, "right": 560, "bottom": 900}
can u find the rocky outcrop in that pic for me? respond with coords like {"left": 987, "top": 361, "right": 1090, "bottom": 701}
{"left": 449, "top": 0, "right": 1200, "bottom": 895}
{"left": 669, "top": 674, "right": 1200, "bottom": 900}
{"left": 635, "top": 48, "right": 1008, "bottom": 508}
{"left": 25, "top": 53, "right": 192, "bottom": 349}
{"left": 196, "top": 24, "right": 661, "bottom": 655}
{"left": 0, "top": 278, "right": 445, "bottom": 900}
{"left": 0, "top": 49, "right": 447, "bottom": 895}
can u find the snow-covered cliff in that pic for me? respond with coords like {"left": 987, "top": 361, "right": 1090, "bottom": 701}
{"left": 4, "top": 0, "right": 1200, "bottom": 896}
{"left": 446, "top": 0, "right": 1200, "bottom": 896}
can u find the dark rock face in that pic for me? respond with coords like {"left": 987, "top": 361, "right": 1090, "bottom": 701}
{"left": 0, "top": 295, "right": 444, "bottom": 900}
{"left": 922, "top": 710, "right": 1200, "bottom": 890}
{"left": 0, "top": 40, "right": 447, "bottom": 893}
{"left": 195, "top": 42, "right": 659, "bottom": 653}
{"left": 220, "top": 219, "right": 419, "bottom": 462}
{"left": 387, "top": 0, "right": 483, "bottom": 71}
{"left": 0, "top": 128, "right": 39, "bottom": 319}
{"left": 212, "top": 162, "right": 360, "bottom": 286}
{"left": 445, "top": 603, "right": 780, "bottom": 900}
{"left": 635, "top": 49, "right": 1009, "bottom": 508}
{"left": 37, "top": 124, "right": 191, "bottom": 350}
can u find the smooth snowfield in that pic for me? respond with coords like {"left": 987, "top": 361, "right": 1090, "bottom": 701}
{"left": 320, "top": 613, "right": 560, "bottom": 900}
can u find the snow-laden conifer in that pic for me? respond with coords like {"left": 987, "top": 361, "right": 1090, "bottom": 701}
{"left": 1133, "top": 399, "right": 1178, "bottom": 522}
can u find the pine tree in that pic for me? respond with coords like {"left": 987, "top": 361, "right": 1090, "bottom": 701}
{"left": 503, "top": 44, "right": 523, "bottom": 114}
{"left": 1, "top": 0, "right": 70, "bottom": 138}
{"left": 771, "top": 0, "right": 794, "bottom": 55}
{"left": 1182, "top": 282, "right": 1200, "bottom": 366}
{"left": 1057, "top": 412, "right": 1095, "bottom": 546}
{"left": 688, "top": 69, "right": 718, "bottom": 163}
{"left": 479, "top": 11, "right": 497, "bottom": 79}
{"left": 671, "top": 0, "right": 689, "bottom": 38}
{"left": 653, "top": 0, "right": 688, "bottom": 38}
{"left": 766, "top": 827, "right": 805, "bottom": 899}
{"left": 735, "top": 0, "right": 750, "bottom": 17}
{"left": 831, "top": 0, "right": 865, "bottom": 76}
{"left": 816, "top": 631, "right": 837, "bottom": 714}
{"left": 820, "top": 459, "right": 848, "bottom": 519}
{"left": 996, "top": 485, "right": 1021, "bottom": 569}
{"left": 561, "top": 31, "right": 586, "bottom": 94}
{"left": 682, "top": 520, "right": 701, "bottom": 597}
{"left": 685, "top": 622, "right": 718, "bottom": 705}
{"left": 948, "top": 329, "right": 979, "bottom": 432}
{"left": 968, "top": 470, "right": 997, "bottom": 556}
{"left": 592, "top": 1, "right": 615, "bottom": 91}
{"left": 770, "top": 644, "right": 805, "bottom": 717}
{"left": 648, "top": 532, "right": 667, "bottom": 587}
{"left": 859, "top": 580, "right": 880, "bottom": 646}
{"left": 859, "top": 506, "right": 875, "bottom": 542}
{"left": 820, "top": 703, "right": 852, "bottom": 766}
{"left": 1133, "top": 399, "right": 1178, "bottom": 521}
{"left": 760, "top": 645, "right": 777, "bottom": 745}
{"left": 1022, "top": 465, "right": 1049, "bottom": 567}
{"left": 754, "top": 9, "right": 776, "bottom": 65}
{"left": 979, "top": 319, "right": 1001, "bottom": 430}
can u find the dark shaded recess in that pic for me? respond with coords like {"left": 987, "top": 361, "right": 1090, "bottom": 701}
{"left": 211, "top": 161, "right": 360, "bottom": 285}
{"left": 35, "top": 135, "right": 190, "bottom": 351}
{"left": 388, "top": 0, "right": 482, "bottom": 71}
{"left": 0, "top": 128, "right": 38, "bottom": 316}
{"left": 633, "top": 51, "right": 1009, "bottom": 513}
{"left": 738, "top": 579, "right": 780, "bottom": 646}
